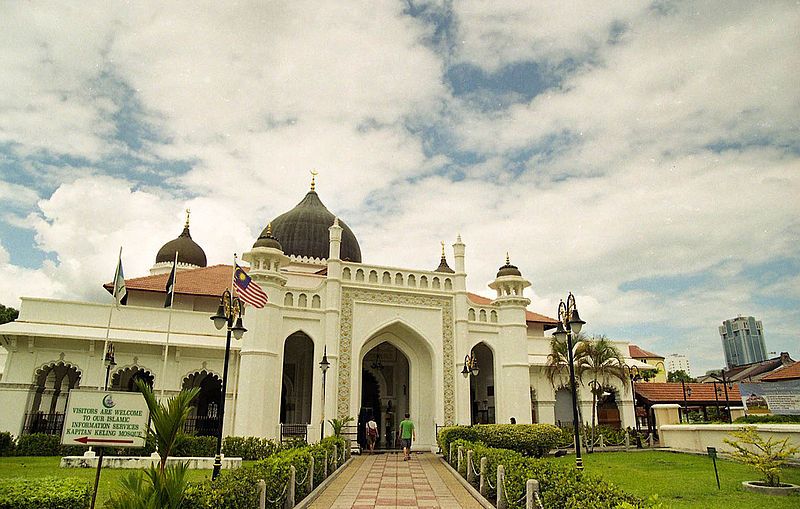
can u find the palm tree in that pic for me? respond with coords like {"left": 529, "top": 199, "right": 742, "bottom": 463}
{"left": 575, "top": 335, "right": 626, "bottom": 450}
{"left": 544, "top": 331, "right": 587, "bottom": 387}
{"left": 106, "top": 380, "right": 200, "bottom": 509}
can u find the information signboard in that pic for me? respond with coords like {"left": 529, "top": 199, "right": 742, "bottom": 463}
{"left": 739, "top": 380, "right": 800, "bottom": 415}
{"left": 61, "top": 390, "right": 149, "bottom": 448}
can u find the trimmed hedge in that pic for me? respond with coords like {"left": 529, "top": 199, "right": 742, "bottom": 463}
{"left": 183, "top": 436, "right": 348, "bottom": 509}
{"left": 0, "top": 433, "right": 13, "bottom": 457}
{"left": 0, "top": 477, "right": 91, "bottom": 509}
{"left": 734, "top": 414, "right": 800, "bottom": 424}
{"left": 451, "top": 439, "right": 647, "bottom": 509}
{"left": 172, "top": 434, "right": 217, "bottom": 457}
{"left": 222, "top": 436, "right": 282, "bottom": 460}
{"left": 438, "top": 424, "right": 562, "bottom": 458}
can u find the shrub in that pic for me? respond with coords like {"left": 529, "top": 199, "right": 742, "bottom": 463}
{"left": 14, "top": 434, "right": 61, "bottom": 456}
{"left": 222, "top": 436, "right": 281, "bottom": 460}
{"left": 172, "top": 434, "right": 217, "bottom": 457}
{"left": 0, "top": 477, "right": 91, "bottom": 509}
{"left": 734, "top": 414, "right": 800, "bottom": 424}
{"left": 0, "top": 433, "right": 14, "bottom": 456}
{"left": 437, "top": 426, "right": 478, "bottom": 455}
{"left": 724, "top": 426, "right": 800, "bottom": 487}
{"left": 450, "top": 439, "right": 646, "bottom": 509}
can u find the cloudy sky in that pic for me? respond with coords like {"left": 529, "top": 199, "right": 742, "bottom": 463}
{"left": 1, "top": 1, "right": 798, "bottom": 374}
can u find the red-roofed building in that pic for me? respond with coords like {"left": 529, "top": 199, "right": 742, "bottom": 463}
{"left": 0, "top": 180, "right": 639, "bottom": 446}
{"left": 628, "top": 345, "right": 666, "bottom": 382}
{"left": 761, "top": 360, "right": 800, "bottom": 382}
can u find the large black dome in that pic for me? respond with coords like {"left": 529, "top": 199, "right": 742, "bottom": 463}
{"left": 155, "top": 224, "right": 207, "bottom": 267}
{"left": 266, "top": 190, "right": 362, "bottom": 262}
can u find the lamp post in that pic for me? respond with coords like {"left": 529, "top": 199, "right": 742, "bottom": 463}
{"left": 708, "top": 371, "right": 732, "bottom": 423}
{"left": 319, "top": 346, "right": 330, "bottom": 442}
{"left": 210, "top": 289, "right": 247, "bottom": 480}
{"left": 461, "top": 352, "right": 480, "bottom": 423}
{"left": 680, "top": 380, "right": 693, "bottom": 423}
{"left": 103, "top": 343, "right": 116, "bottom": 391}
{"left": 623, "top": 365, "right": 640, "bottom": 431}
{"left": 553, "top": 292, "right": 586, "bottom": 470}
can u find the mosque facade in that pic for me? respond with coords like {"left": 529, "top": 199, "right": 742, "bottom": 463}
{"left": 0, "top": 180, "right": 637, "bottom": 450}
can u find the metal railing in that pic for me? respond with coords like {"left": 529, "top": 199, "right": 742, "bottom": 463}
{"left": 183, "top": 416, "right": 221, "bottom": 436}
{"left": 280, "top": 423, "right": 308, "bottom": 443}
{"left": 23, "top": 412, "right": 65, "bottom": 435}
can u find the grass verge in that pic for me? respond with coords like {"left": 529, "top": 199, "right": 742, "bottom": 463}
{"left": 551, "top": 450, "right": 800, "bottom": 508}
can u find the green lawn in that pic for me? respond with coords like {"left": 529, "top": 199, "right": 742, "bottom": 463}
{"left": 0, "top": 457, "right": 256, "bottom": 507}
{"left": 552, "top": 450, "right": 800, "bottom": 508}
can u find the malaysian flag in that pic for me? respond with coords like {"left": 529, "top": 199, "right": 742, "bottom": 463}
{"left": 233, "top": 264, "right": 268, "bottom": 308}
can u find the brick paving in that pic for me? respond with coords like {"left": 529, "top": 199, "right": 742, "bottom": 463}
{"left": 307, "top": 452, "right": 484, "bottom": 509}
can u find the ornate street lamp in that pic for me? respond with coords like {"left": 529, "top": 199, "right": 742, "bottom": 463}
{"left": 319, "top": 346, "right": 330, "bottom": 442}
{"left": 553, "top": 292, "right": 585, "bottom": 470}
{"left": 103, "top": 343, "right": 116, "bottom": 391}
{"left": 210, "top": 289, "right": 246, "bottom": 480}
{"left": 461, "top": 352, "right": 480, "bottom": 378}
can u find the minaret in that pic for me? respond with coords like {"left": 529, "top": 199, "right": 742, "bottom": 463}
{"left": 487, "top": 253, "right": 533, "bottom": 423}
{"left": 243, "top": 223, "right": 289, "bottom": 287}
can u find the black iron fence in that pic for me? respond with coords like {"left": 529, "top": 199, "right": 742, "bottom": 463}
{"left": 280, "top": 423, "right": 308, "bottom": 443}
{"left": 23, "top": 412, "right": 65, "bottom": 435}
{"left": 183, "top": 416, "right": 220, "bottom": 437}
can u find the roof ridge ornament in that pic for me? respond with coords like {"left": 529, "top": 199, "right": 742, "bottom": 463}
{"left": 310, "top": 169, "right": 318, "bottom": 192}
{"left": 185, "top": 208, "right": 191, "bottom": 228}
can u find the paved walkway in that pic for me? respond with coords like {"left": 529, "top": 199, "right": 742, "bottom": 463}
{"left": 307, "top": 452, "right": 484, "bottom": 509}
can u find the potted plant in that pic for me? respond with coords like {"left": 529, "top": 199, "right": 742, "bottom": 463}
{"left": 724, "top": 426, "right": 800, "bottom": 495}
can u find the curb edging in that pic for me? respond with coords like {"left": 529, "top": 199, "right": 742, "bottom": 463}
{"left": 437, "top": 455, "right": 495, "bottom": 509}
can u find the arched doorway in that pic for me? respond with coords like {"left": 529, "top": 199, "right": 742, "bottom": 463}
{"left": 356, "top": 322, "right": 435, "bottom": 450}
{"left": 597, "top": 388, "right": 622, "bottom": 428}
{"left": 360, "top": 342, "right": 409, "bottom": 449}
{"left": 280, "top": 332, "right": 314, "bottom": 425}
{"left": 554, "top": 387, "right": 574, "bottom": 427}
{"left": 111, "top": 366, "right": 154, "bottom": 392}
{"left": 469, "top": 342, "right": 495, "bottom": 424}
{"left": 183, "top": 370, "right": 221, "bottom": 436}
{"left": 25, "top": 361, "right": 82, "bottom": 435}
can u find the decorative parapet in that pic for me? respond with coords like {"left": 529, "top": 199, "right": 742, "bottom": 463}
{"left": 340, "top": 263, "right": 455, "bottom": 292}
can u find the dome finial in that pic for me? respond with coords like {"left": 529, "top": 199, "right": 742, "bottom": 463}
{"left": 267, "top": 222, "right": 273, "bottom": 236}
{"left": 185, "top": 208, "right": 191, "bottom": 228}
{"left": 310, "top": 169, "right": 318, "bottom": 192}
{"left": 441, "top": 241, "right": 446, "bottom": 258}
{"left": 506, "top": 252, "right": 510, "bottom": 264}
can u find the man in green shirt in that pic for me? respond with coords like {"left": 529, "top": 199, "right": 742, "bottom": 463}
{"left": 399, "top": 413, "right": 415, "bottom": 460}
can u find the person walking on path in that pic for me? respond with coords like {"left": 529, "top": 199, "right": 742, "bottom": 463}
{"left": 400, "top": 413, "right": 415, "bottom": 460}
{"left": 365, "top": 415, "right": 378, "bottom": 453}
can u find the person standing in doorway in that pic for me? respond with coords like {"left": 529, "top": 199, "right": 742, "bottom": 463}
{"left": 510, "top": 417, "right": 516, "bottom": 424}
{"left": 366, "top": 414, "right": 378, "bottom": 454}
{"left": 400, "top": 413, "right": 415, "bottom": 460}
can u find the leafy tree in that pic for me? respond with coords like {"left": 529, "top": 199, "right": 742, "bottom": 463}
{"left": 724, "top": 426, "right": 800, "bottom": 486}
{"left": 667, "top": 369, "right": 694, "bottom": 383}
{"left": 0, "top": 304, "right": 18, "bottom": 325}
{"left": 105, "top": 380, "right": 199, "bottom": 509}
{"left": 575, "top": 335, "right": 626, "bottom": 450}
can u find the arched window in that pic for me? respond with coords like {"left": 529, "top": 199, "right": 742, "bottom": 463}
{"left": 356, "top": 269, "right": 365, "bottom": 282}
{"left": 419, "top": 275, "right": 428, "bottom": 288}
{"left": 407, "top": 274, "right": 416, "bottom": 287}
{"left": 311, "top": 295, "right": 321, "bottom": 308}
{"left": 479, "top": 309, "right": 487, "bottom": 322}
{"left": 25, "top": 362, "right": 81, "bottom": 435}
{"left": 432, "top": 277, "right": 441, "bottom": 289}
{"left": 298, "top": 294, "right": 308, "bottom": 307}
{"left": 284, "top": 292, "right": 294, "bottom": 306}
{"left": 490, "top": 310, "right": 498, "bottom": 323}
{"left": 182, "top": 370, "right": 222, "bottom": 436}
{"left": 395, "top": 273, "right": 403, "bottom": 285}
{"left": 342, "top": 267, "right": 352, "bottom": 280}
{"left": 382, "top": 272, "right": 391, "bottom": 284}
{"left": 469, "top": 343, "right": 496, "bottom": 424}
{"left": 369, "top": 270, "right": 378, "bottom": 283}
{"left": 111, "top": 366, "right": 154, "bottom": 392}
{"left": 444, "top": 278, "right": 453, "bottom": 290}
{"left": 281, "top": 332, "right": 314, "bottom": 424}
{"left": 468, "top": 308, "right": 476, "bottom": 321}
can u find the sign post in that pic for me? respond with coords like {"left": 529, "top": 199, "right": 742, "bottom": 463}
{"left": 61, "top": 390, "right": 150, "bottom": 509}
{"left": 706, "top": 446, "right": 721, "bottom": 489}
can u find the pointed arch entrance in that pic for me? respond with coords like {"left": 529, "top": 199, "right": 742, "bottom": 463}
{"left": 280, "top": 332, "right": 314, "bottom": 425}
{"left": 360, "top": 342, "right": 410, "bottom": 449}
{"left": 469, "top": 342, "right": 495, "bottom": 424}
{"left": 356, "top": 321, "right": 436, "bottom": 451}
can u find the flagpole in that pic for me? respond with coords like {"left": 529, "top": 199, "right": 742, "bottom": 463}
{"left": 101, "top": 246, "right": 122, "bottom": 390}
{"left": 160, "top": 251, "right": 178, "bottom": 398}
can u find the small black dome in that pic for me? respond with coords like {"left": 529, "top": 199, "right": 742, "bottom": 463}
{"left": 156, "top": 222, "right": 207, "bottom": 268}
{"left": 434, "top": 242, "right": 455, "bottom": 273}
{"left": 496, "top": 254, "right": 521, "bottom": 277}
{"left": 267, "top": 190, "right": 362, "bottom": 262}
{"left": 253, "top": 223, "right": 283, "bottom": 250}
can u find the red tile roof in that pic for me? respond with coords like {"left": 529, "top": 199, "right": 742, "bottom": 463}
{"left": 634, "top": 382, "right": 741, "bottom": 404}
{"left": 761, "top": 361, "right": 800, "bottom": 382}
{"left": 628, "top": 344, "right": 663, "bottom": 359}
{"left": 466, "top": 293, "right": 558, "bottom": 327}
{"left": 104, "top": 264, "right": 234, "bottom": 297}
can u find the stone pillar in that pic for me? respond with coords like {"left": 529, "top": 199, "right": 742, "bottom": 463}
{"left": 652, "top": 404, "right": 681, "bottom": 434}
{"left": 729, "top": 406, "right": 746, "bottom": 422}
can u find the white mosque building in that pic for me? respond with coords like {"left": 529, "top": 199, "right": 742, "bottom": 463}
{"left": 0, "top": 179, "right": 639, "bottom": 450}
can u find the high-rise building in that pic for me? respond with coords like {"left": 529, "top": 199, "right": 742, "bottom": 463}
{"left": 719, "top": 316, "right": 767, "bottom": 369}
{"left": 666, "top": 353, "right": 691, "bottom": 377}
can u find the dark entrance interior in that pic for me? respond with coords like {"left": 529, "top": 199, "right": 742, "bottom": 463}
{"left": 359, "top": 370, "right": 381, "bottom": 449}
